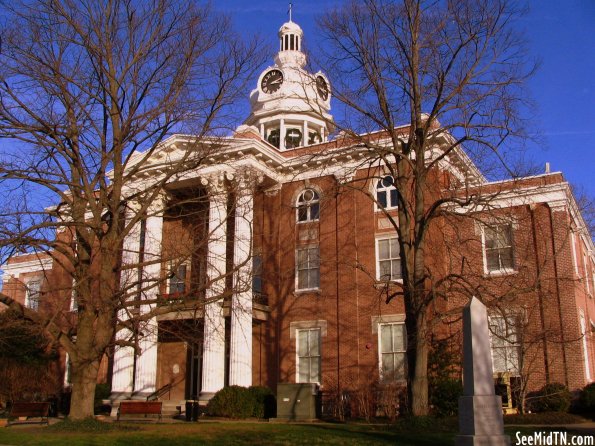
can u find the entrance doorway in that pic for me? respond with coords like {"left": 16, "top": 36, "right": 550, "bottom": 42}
{"left": 157, "top": 319, "right": 204, "bottom": 401}
{"left": 186, "top": 342, "right": 203, "bottom": 399}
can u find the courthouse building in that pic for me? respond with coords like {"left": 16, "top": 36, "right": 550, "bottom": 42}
{"left": 2, "top": 19, "right": 594, "bottom": 414}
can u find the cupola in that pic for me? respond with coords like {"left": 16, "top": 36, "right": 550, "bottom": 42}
{"left": 243, "top": 14, "right": 334, "bottom": 152}
{"left": 275, "top": 20, "right": 306, "bottom": 68}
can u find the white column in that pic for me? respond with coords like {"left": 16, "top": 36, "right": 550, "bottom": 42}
{"left": 229, "top": 184, "right": 253, "bottom": 387}
{"left": 111, "top": 327, "right": 135, "bottom": 394}
{"left": 133, "top": 318, "right": 158, "bottom": 394}
{"left": 201, "top": 182, "right": 227, "bottom": 398}
{"left": 133, "top": 209, "right": 163, "bottom": 395}
{"left": 279, "top": 118, "right": 286, "bottom": 151}
{"left": 111, "top": 211, "right": 142, "bottom": 395}
{"left": 303, "top": 121, "right": 309, "bottom": 147}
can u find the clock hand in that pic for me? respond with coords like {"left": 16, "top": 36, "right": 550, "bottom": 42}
{"left": 270, "top": 79, "right": 282, "bottom": 84}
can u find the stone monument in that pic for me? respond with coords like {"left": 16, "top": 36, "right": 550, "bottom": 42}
{"left": 456, "top": 297, "right": 510, "bottom": 446}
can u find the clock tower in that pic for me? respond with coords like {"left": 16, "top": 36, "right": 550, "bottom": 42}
{"left": 243, "top": 18, "right": 333, "bottom": 151}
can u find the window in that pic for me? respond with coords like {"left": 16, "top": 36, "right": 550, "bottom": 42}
{"left": 25, "top": 280, "right": 41, "bottom": 311}
{"left": 584, "top": 254, "right": 591, "bottom": 295}
{"left": 252, "top": 255, "right": 262, "bottom": 294}
{"left": 580, "top": 312, "right": 592, "bottom": 382}
{"left": 296, "top": 189, "right": 320, "bottom": 223}
{"left": 483, "top": 223, "right": 514, "bottom": 272}
{"left": 64, "top": 353, "right": 72, "bottom": 387}
{"left": 296, "top": 246, "right": 320, "bottom": 290}
{"left": 70, "top": 283, "right": 78, "bottom": 312}
{"left": 377, "top": 237, "right": 402, "bottom": 281}
{"left": 297, "top": 328, "right": 321, "bottom": 383}
{"left": 379, "top": 323, "right": 407, "bottom": 381}
{"left": 267, "top": 128, "right": 280, "bottom": 148}
{"left": 308, "top": 130, "right": 321, "bottom": 145}
{"left": 376, "top": 175, "right": 399, "bottom": 209}
{"left": 168, "top": 264, "right": 187, "bottom": 294}
{"left": 489, "top": 316, "right": 520, "bottom": 374}
{"left": 285, "top": 128, "right": 302, "bottom": 149}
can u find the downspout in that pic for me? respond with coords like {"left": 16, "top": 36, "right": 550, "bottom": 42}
{"left": 276, "top": 188, "right": 282, "bottom": 386}
{"left": 354, "top": 184, "right": 361, "bottom": 385}
{"left": 335, "top": 179, "right": 341, "bottom": 395}
{"left": 546, "top": 203, "right": 569, "bottom": 387}
{"left": 529, "top": 205, "right": 550, "bottom": 383}
{"left": 260, "top": 191, "right": 266, "bottom": 387}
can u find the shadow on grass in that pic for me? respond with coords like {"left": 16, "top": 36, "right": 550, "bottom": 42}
{"left": 297, "top": 422, "right": 455, "bottom": 446}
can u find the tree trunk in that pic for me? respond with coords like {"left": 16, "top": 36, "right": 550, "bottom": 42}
{"left": 69, "top": 357, "right": 101, "bottom": 420}
{"left": 411, "top": 311, "right": 429, "bottom": 416}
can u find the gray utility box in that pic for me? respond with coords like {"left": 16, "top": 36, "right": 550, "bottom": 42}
{"left": 276, "top": 383, "right": 319, "bottom": 421}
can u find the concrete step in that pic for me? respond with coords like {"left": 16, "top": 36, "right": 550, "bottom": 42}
{"left": 161, "top": 401, "right": 183, "bottom": 417}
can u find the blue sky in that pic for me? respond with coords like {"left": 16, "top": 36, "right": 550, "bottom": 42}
{"left": 219, "top": 0, "right": 595, "bottom": 197}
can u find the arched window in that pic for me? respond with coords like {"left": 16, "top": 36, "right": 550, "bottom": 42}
{"left": 376, "top": 175, "right": 399, "bottom": 209}
{"left": 267, "top": 128, "right": 280, "bottom": 148}
{"left": 296, "top": 189, "right": 320, "bottom": 222}
{"left": 285, "top": 128, "right": 302, "bottom": 149}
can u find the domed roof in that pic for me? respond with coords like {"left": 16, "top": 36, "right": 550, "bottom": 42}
{"left": 242, "top": 17, "right": 334, "bottom": 149}
{"left": 279, "top": 21, "right": 303, "bottom": 37}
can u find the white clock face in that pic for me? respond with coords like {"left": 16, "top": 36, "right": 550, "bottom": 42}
{"left": 261, "top": 69, "right": 284, "bottom": 94}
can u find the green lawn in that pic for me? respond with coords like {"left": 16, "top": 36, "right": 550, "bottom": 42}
{"left": 0, "top": 421, "right": 452, "bottom": 446}
{"left": 0, "top": 420, "right": 589, "bottom": 446}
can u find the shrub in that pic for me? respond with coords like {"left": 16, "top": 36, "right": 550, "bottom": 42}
{"left": 430, "top": 378, "right": 463, "bottom": 417}
{"left": 248, "top": 386, "right": 276, "bottom": 418}
{"left": 428, "top": 338, "right": 462, "bottom": 417}
{"left": 376, "top": 381, "right": 407, "bottom": 421}
{"left": 206, "top": 386, "right": 256, "bottom": 419}
{"left": 529, "top": 383, "right": 571, "bottom": 413}
{"left": 503, "top": 412, "right": 586, "bottom": 425}
{"left": 579, "top": 383, "right": 595, "bottom": 412}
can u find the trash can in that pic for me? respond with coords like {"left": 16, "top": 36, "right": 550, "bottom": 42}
{"left": 48, "top": 396, "right": 59, "bottom": 417}
{"left": 185, "top": 400, "right": 199, "bottom": 421}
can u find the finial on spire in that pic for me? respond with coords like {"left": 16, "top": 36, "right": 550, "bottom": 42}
{"left": 288, "top": 3, "right": 293, "bottom": 22}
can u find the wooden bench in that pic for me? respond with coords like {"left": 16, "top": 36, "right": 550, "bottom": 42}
{"left": 8, "top": 402, "right": 50, "bottom": 425}
{"left": 116, "top": 400, "right": 162, "bottom": 422}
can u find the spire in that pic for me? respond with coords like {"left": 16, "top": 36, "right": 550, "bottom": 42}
{"left": 288, "top": 3, "right": 293, "bottom": 22}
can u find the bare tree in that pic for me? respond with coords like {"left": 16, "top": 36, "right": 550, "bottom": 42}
{"left": 317, "top": 0, "right": 535, "bottom": 415}
{"left": 0, "top": 0, "right": 263, "bottom": 419}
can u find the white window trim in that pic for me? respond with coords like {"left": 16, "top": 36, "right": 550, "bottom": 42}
{"left": 481, "top": 223, "right": 516, "bottom": 276}
{"left": 375, "top": 235, "right": 403, "bottom": 283}
{"left": 295, "top": 245, "right": 320, "bottom": 292}
{"left": 295, "top": 327, "right": 321, "bottom": 384}
{"left": 377, "top": 321, "right": 407, "bottom": 382}
{"left": 374, "top": 175, "right": 399, "bottom": 212}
